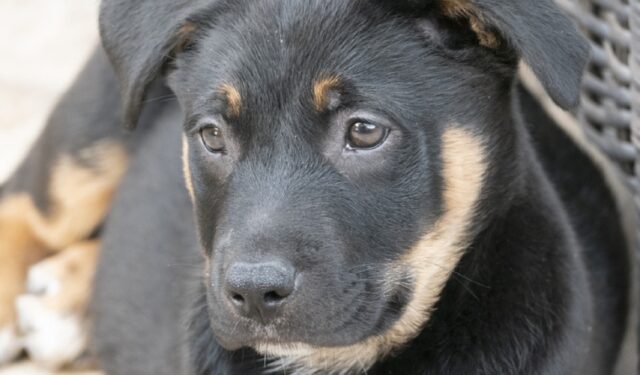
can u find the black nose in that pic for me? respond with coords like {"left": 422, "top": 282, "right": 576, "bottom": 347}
{"left": 224, "top": 260, "right": 296, "bottom": 322}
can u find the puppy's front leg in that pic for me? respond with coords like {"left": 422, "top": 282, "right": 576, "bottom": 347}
{"left": 0, "top": 196, "right": 47, "bottom": 363}
{"left": 16, "top": 240, "right": 100, "bottom": 370}
{"left": 0, "top": 140, "right": 127, "bottom": 366}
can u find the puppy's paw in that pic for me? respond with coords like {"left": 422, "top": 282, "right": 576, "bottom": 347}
{"left": 0, "top": 324, "right": 23, "bottom": 365}
{"left": 16, "top": 241, "right": 99, "bottom": 370}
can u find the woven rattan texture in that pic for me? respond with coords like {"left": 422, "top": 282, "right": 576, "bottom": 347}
{"left": 556, "top": 0, "right": 638, "bottom": 192}
{"left": 556, "top": 1, "right": 639, "bottom": 282}
{"left": 631, "top": 0, "right": 640, "bottom": 226}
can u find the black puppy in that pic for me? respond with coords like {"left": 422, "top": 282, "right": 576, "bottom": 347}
{"left": 89, "top": 0, "right": 631, "bottom": 374}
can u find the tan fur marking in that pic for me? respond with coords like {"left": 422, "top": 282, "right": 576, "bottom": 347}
{"left": 312, "top": 75, "right": 341, "bottom": 111}
{"left": 182, "top": 136, "right": 195, "bottom": 201}
{"left": 0, "top": 198, "right": 48, "bottom": 326}
{"left": 219, "top": 83, "right": 242, "bottom": 117}
{"left": 26, "top": 141, "right": 128, "bottom": 250}
{"left": 441, "top": 0, "right": 499, "bottom": 48}
{"left": 15, "top": 241, "right": 100, "bottom": 369}
{"left": 256, "top": 128, "right": 487, "bottom": 374}
{"left": 0, "top": 141, "right": 127, "bottom": 328}
{"left": 441, "top": 0, "right": 476, "bottom": 20}
{"left": 30, "top": 241, "right": 99, "bottom": 312}
{"left": 176, "top": 21, "right": 197, "bottom": 53}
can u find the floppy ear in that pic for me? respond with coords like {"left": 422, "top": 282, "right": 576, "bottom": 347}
{"left": 445, "top": 0, "right": 589, "bottom": 110}
{"left": 387, "top": 0, "right": 589, "bottom": 110}
{"left": 99, "top": 0, "right": 213, "bottom": 130}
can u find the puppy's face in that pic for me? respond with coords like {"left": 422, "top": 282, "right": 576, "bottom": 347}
{"left": 172, "top": 0, "right": 498, "bottom": 360}
{"left": 94, "top": 0, "right": 590, "bottom": 370}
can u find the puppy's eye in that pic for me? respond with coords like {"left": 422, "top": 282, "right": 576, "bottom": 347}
{"left": 347, "top": 121, "right": 388, "bottom": 149}
{"left": 200, "top": 125, "right": 225, "bottom": 153}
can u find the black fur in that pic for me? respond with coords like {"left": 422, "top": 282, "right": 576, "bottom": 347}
{"left": 6, "top": 0, "right": 627, "bottom": 374}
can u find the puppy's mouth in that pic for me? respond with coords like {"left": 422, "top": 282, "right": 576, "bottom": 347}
{"left": 209, "top": 281, "right": 412, "bottom": 353}
{"left": 212, "top": 323, "right": 283, "bottom": 351}
{"left": 209, "top": 311, "right": 366, "bottom": 351}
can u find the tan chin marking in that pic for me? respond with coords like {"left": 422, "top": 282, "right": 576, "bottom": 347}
{"left": 255, "top": 127, "right": 487, "bottom": 374}
{"left": 440, "top": 0, "right": 499, "bottom": 49}
{"left": 182, "top": 136, "right": 196, "bottom": 202}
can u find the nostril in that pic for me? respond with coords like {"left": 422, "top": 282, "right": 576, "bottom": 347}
{"left": 263, "top": 291, "right": 285, "bottom": 305}
{"left": 231, "top": 293, "right": 245, "bottom": 305}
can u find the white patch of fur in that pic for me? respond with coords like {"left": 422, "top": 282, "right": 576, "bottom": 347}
{"left": 26, "top": 262, "right": 60, "bottom": 296}
{"left": 14, "top": 242, "right": 97, "bottom": 369}
{"left": 0, "top": 326, "right": 23, "bottom": 364}
{"left": 16, "top": 294, "right": 87, "bottom": 369}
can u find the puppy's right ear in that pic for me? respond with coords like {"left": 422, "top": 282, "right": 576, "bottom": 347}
{"left": 100, "top": 0, "right": 214, "bottom": 130}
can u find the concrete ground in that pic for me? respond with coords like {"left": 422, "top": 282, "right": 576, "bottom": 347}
{"left": 0, "top": 1, "right": 101, "bottom": 374}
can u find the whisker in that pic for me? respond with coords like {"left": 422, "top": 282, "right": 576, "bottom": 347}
{"left": 144, "top": 93, "right": 177, "bottom": 104}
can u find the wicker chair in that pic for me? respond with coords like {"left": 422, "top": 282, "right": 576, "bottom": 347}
{"left": 554, "top": 0, "right": 639, "bottom": 372}
{"left": 555, "top": 0, "right": 638, "bottom": 194}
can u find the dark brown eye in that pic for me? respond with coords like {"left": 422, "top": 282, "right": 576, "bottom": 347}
{"left": 200, "top": 125, "right": 225, "bottom": 153}
{"left": 347, "top": 121, "right": 388, "bottom": 149}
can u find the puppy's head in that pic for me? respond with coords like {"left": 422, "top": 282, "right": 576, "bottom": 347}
{"left": 100, "top": 0, "right": 588, "bottom": 372}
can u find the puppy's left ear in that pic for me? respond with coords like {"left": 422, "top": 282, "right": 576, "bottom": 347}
{"left": 442, "top": 0, "right": 590, "bottom": 110}
{"left": 99, "top": 0, "right": 214, "bottom": 130}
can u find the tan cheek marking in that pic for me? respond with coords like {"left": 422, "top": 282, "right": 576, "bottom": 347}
{"left": 312, "top": 75, "right": 341, "bottom": 111}
{"left": 380, "top": 127, "right": 486, "bottom": 347}
{"left": 219, "top": 83, "right": 242, "bottom": 118}
{"left": 182, "top": 136, "right": 195, "bottom": 202}
{"left": 441, "top": 0, "right": 499, "bottom": 49}
{"left": 256, "top": 127, "right": 487, "bottom": 374}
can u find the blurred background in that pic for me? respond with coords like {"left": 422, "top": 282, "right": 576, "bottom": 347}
{"left": 0, "top": 1, "right": 101, "bottom": 373}
{"left": 0, "top": 0, "right": 99, "bottom": 183}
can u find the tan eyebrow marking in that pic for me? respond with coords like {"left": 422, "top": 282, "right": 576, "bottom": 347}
{"left": 441, "top": 0, "right": 499, "bottom": 49}
{"left": 312, "top": 75, "right": 342, "bottom": 112}
{"left": 218, "top": 83, "right": 242, "bottom": 117}
{"left": 176, "top": 21, "right": 197, "bottom": 53}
